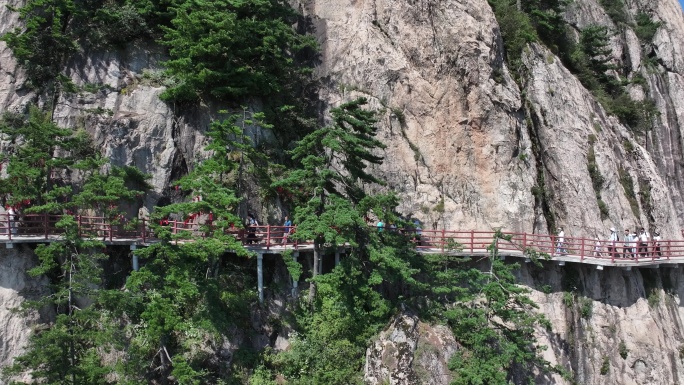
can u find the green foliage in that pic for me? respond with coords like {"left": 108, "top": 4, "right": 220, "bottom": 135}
{"left": 2, "top": 131, "right": 147, "bottom": 384}
{"left": 0, "top": 106, "right": 95, "bottom": 210}
{"left": 2, "top": 0, "right": 152, "bottom": 88}
{"left": 269, "top": 100, "right": 424, "bottom": 382}
{"left": 282, "top": 251, "right": 303, "bottom": 282}
{"left": 619, "top": 340, "right": 629, "bottom": 359}
{"left": 599, "top": 0, "right": 628, "bottom": 26}
{"left": 579, "top": 297, "right": 593, "bottom": 319}
{"left": 587, "top": 138, "right": 609, "bottom": 219}
{"left": 648, "top": 290, "right": 660, "bottom": 307}
{"left": 568, "top": 24, "right": 658, "bottom": 133}
{"left": 618, "top": 167, "right": 640, "bottom": 218}
{"left": 634, "top": 13, "right": 662, "bottom": 43}
{"left": 422, "top": 231, "right": 557, "bottom": 384}
{"left": 99, "top": 114, "right": 260, "bottom": 383}
{"left": 488, "top": 0, "right": 538, "bottom": 73}
{"left": 488, "top": 0, "right": 570, "bottom": 77}
{"left": 600, "top": 356, "right": 610, "bottom": 375}
{"left": 159, "top": 0, "right": 317, "bottom": 103}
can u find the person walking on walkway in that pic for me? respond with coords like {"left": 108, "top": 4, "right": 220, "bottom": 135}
{"left": 7, "top": 206, "right": 17, "bottom": 235}
{"left": 623, "top": 229, "right": 635, "bottom": 258}
{"left": 653, "top": 231, "right": 662, "bottom": 258}
{"left": 607, "top": 227, "right": 619, "bottom": 258}
{"left": 555, "top": 227, "right": 565, "bottom": 255}
{"left": 593, "top": 237, "right": 602, "bottom": 257}
{"left": 282, "top": 215, "right": 292, "bottom": 244}
{"left": 638, "top": 228, "right": 650, "bottom": 257}
{"left": 246, "top": 212, "right": 259, "bottom": 244}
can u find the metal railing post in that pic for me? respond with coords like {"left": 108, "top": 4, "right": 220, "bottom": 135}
{"left": 441, "top": 228, "right": 445, "bottom": 253}
{"left": 142, "top": 218, "right": 146, "bottom": 244}
{"left": 580, "top": 238, "right": 585, "bottom": 261}
{"left": 109, "top": 220, "right": 113, "bottom": 243}
{"left": 266, "top": 225, "right": 271, "bottom": 250}
{"left": 522, "top": 232, "right": 527, "bottom": 252}
{"left": 6, "top": 213, "right": 11, "bottom": 241}
{"left": 470, "top": 230, "right": 474, "bottom": 253}
{"left": 44, "top": 213, "right": 49, "bottom": 240}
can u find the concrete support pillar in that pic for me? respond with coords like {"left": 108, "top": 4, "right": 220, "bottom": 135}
{"left": 319, "top": 251, "right": 324, "bottom": 275}
{"left": 257, "top": 253, "right": 264, "bottom": 303}
{"left": 292, "top": 252, "right": 299, "bottom": 296}
{"left": 130, "top": 244, "right": 139, "bottom": 271}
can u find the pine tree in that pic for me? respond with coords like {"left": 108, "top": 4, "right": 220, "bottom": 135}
{"left": 274, "top": 97, "right": 388, "bottom": 303}
{"left": 421, "top": 231, "right": 560, "bottom": 384}
{"left": 3, "top": 164, "right": 148, "bottom": 385}
{"left": 0, "top": 107, "right": 94, "bottom": 210}
{"left": 159, "top": 0, "right": 317, "bottom": 103}
{"left": 103, "top": 114, "right": 261, "bottom": 383}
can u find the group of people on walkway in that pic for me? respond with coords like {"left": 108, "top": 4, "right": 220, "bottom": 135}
{"left": 603, "top": 227, "right": 662, "bottom": 259}
{"left": 555, "top": 226, "right": 663, "bottom": 259}
{"left": 244, "top": 213, "right": 294, "bottom": 245}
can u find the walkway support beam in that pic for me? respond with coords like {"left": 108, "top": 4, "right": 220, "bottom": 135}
{"left": 292, "top": 252, "right": 299, "bottom": 297}
{"left": 130, "top": 245, "right": 139, "bottom": 271}
{"left": 257, "top": 253, "right": 264, "bottom": 303}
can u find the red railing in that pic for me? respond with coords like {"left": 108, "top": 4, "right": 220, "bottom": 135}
{"left": 0, "top": 213, "right": 681, "bottom": 264}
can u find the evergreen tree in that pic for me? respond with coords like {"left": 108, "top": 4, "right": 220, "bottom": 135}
{"left": 3, "top": 164, "right": 148, "bottom": 385}
{"left": 0, "top": 107, "right": 94, "bottom": 210}
{"left": 103, "top": 114, "right": 261, "bottom": 383}
{"left": 159, "top": 0, "right": 317, "bottom": 103}
{"left": 420, "top": 231, "right": 559, "bottom": 384}
{"left": 270, "top": 98, "right": 422, "bottom": 383}
{"left": 274, "top": 97, "right": 387, "bottom": 302}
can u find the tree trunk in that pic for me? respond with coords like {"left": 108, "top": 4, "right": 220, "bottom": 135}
{"left": 516, "top": 0, "right": 521, "bottom": 11}
{"left": 308, "top": 242, "right": 320, "bottom": 304}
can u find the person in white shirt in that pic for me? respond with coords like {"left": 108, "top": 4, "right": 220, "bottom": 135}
{"left": 556, "top": 227, "right": 565, "bottom": 255}
{"left": 593, "top": 238, "right": 602, "bottom": 257}
{"left": 607, "top": 227, "right": 618, "bottom": 258}
{"left": 653, "top": 231, "right": 662, "bottom": 258}
{"left": 637, "top": 228, "right": 650, "bottom": 257}
{"left": 7, "top": 207, "right": 17, "bottom": 235}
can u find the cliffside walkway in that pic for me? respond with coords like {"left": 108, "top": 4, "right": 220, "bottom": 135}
{"left": 0, "top": 213, "right": 680, "bottom": 269}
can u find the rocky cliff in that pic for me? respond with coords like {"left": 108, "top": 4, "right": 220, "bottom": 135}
{"left": 3, "top": 0, "right": 684, "bottom": 383}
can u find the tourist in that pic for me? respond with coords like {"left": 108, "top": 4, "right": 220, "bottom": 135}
{"left": 555, "top": 227, "right": 565, "bottom": 255}
{"left": 623, "top": 229, "right": 635, "bottom": 258}
{"left": 653, "top": 231, "right": 662, "bottom": 258}
{"left": 7, "top": 206, "right": 17, "bottom": 235}
{"left": 413, "top": 219, "right": 422, "bottom": 246}
{"left": 246, "top": 212, "right": 259, "bottom": 244}
{"left": 607, "top": 227, "right": 619, "bottom": 258}
{"left": 282, "top": 215, "right": 292, "bottom": 244}
{"left": 638, "top": 228, "right": 650, "bottom": 257}
{"left": 593, "top": 237, "right": 602, "bottom": 257}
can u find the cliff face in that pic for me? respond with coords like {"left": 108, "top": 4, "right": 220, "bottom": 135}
{"left": 0, "top": 247, "right": 48, "bottom": 373}
{"left": 3, "top": 0, "right": 684, "bottom": 383}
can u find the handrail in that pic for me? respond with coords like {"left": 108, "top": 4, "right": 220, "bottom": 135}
{"left": 0, "top": 212, "right": 680, "bottom": 265}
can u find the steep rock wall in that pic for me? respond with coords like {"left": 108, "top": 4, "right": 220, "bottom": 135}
{"left": 0, "top": 246, "right": 49, "bottom": 375}
{"left": 302, "top": 0, "right": 539, "bottom": 232}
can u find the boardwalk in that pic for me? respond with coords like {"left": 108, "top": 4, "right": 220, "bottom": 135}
{"left": 1, "top": 213, "right": 681, "bottom": 269}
